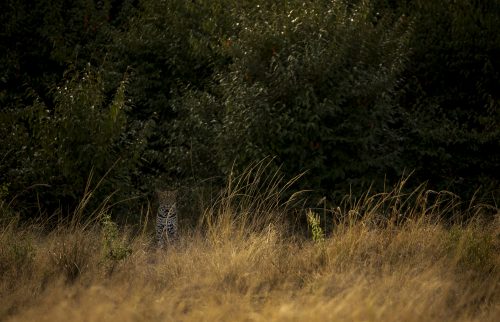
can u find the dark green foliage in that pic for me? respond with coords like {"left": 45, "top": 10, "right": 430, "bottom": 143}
{"left": 390, "top": 0, "right": 500, "bottom": 198}
{"left": 111, "top": 0, "right": 412, "bottom": 198}
{"left": 212, "top": 1, "right": 411, "bottom": 197}
{"left": 0, "top": 0, "right": 498, "bottom": 221}
{"left": 0, "top": 68, "right": 150, "bottom": 216}
{"left": 0, "top": 0, "right": 133, "bottom": 108}
{"left": 0, "top": 0, "right": 144, "bottom": 217}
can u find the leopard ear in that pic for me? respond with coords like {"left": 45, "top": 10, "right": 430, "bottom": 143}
{"left": 156, "top": 190, "right": 167, "bottom": 199}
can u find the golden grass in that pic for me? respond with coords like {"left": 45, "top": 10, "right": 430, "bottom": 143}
{"left": 1, "top": 168, "right": 499, "bottom": 321}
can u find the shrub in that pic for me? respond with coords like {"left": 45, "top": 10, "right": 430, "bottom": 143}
{"left": 392, "top": 0, "right": 500, "bottom": 198}
{"left": 123, "top": 0, "right": 411, "bottom": 198}
{"left": 212, "top": 1, "right": 411, "bottom": 198}
{"left": 101, "top": 213, "right": 131, "bottom": 262}
{"left": 0, "top": 67, "right": 150, "bottom": 219}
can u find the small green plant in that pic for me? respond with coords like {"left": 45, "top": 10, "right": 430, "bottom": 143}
{"left": 307, "top": 210, "right": 325, "bottom": 244}
{"left": 101, "top": 213, "right": 131, "bottom": 262}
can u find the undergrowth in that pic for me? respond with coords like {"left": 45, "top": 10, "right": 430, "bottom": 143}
{"left": 0, "top": 167, "right": 498, "bottom": 321}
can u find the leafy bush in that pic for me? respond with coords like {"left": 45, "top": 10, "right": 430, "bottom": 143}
{"left": 0, "top": 67, "right": 150, "bottom": 218}
{"left": 391, "top": 0, "right": 500, "bottom": 198}
{"left": 0, "top": 0, "right": 132, "bottom": 109}
{"left": 193, "top": 1, "right": 411, "bottom": 197}
{"left": 101, "top": 213, "right": 131, "bottom": 262}
{"left": 115, "top": 1, "right": 411, "bottom": 197}
{"left": 1, "top": 0, "right": 499, "bottom": 220}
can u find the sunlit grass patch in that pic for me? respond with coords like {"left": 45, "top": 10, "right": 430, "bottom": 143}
{"left": 1, "top": 168, "right": 498, "bottom": 321}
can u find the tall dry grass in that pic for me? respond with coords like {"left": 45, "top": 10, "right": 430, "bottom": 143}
{"left": 1, "top": 166, "right": 499, "bottom": 321}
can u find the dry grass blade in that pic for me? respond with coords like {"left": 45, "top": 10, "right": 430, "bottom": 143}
{"left": 201, "top": 158, "right": 305, "bottom": 241}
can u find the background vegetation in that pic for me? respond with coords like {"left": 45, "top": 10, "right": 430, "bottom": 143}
{"left": 1, "top": 0, "right": 499, "bottom": 221}
{"left": 1, "top": 1, "right": 498, "bottom": 319}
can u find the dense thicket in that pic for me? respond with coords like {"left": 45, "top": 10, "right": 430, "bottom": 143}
{"left": 1, "top": 0, "right": 499, "bottom": 220}
{"left": 384, "top": 0, "right": 500, "bottom": 198}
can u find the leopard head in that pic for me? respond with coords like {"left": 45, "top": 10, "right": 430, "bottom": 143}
{"left": 156, "top": 189, "right": 177, "bottom": 206}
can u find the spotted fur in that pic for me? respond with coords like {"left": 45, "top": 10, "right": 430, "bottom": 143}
{"left": 156, "top": 190, "right": 178, "bottom": 248}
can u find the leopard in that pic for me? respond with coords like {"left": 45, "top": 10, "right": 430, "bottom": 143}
{"left": 156, "top": 189, "right": 178, "bottom": 248}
